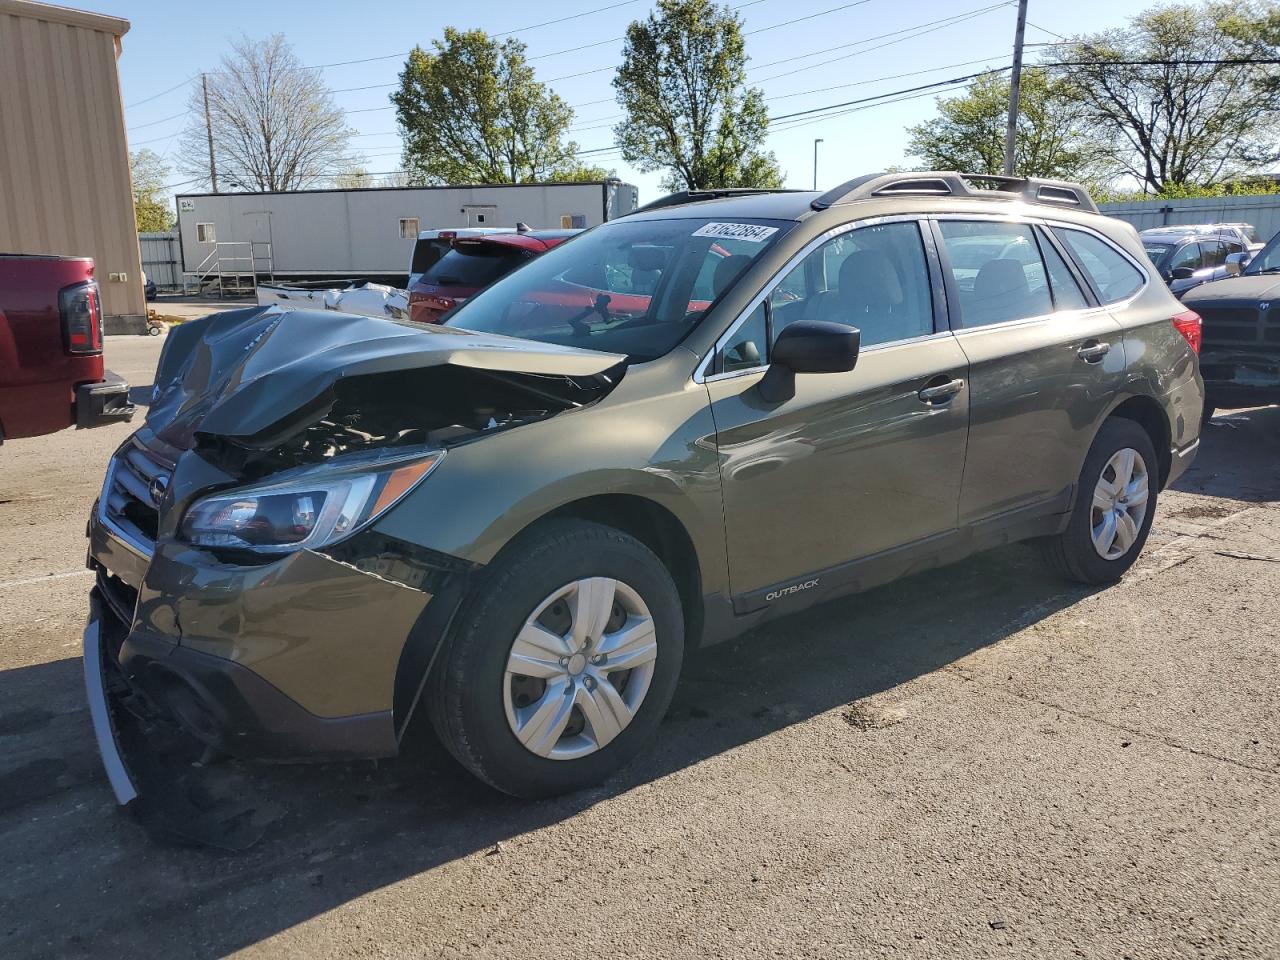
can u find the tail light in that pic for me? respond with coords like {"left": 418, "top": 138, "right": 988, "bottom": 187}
{"left": 1172, "top": 309, "right": 1202, "bottom": 355}
{"left": 60, "top": 280, "right": 103, "bottom": 355}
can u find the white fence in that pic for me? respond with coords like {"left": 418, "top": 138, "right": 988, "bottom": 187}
{"left": 138, "top": 230, "right": 181, "bottom": 289}
{"left": 1100, "top": 195, "right": 1280, "bottom": 242}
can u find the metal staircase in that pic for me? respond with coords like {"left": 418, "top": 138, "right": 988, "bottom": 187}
{"left": 182, "top": 241, "right": 273, "bottom": 297}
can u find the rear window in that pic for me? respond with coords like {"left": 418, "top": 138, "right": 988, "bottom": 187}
{"left": 1052, "top": 228, "right": 1145, "bottom": 303}
{"left": 410, "top": 237, "right": 451, "bottom": 276}
{"left": 421, "top": 244, "right": 528, "bottom": 288}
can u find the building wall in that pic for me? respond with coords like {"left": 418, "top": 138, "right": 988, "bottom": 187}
{"left": 175, "top": 182, "right": 638, "bottom": 280}
{"left": 1100, "top": 195, "right": 1280, "bottom": 244}
{"left": 0, "top": 0, "right": 144, "bottom": 325}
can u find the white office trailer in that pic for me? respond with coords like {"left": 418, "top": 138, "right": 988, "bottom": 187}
{"left": 175, "top": 180, "right": 640, "bottom": 286}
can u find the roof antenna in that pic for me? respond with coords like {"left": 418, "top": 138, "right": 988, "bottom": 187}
{"left": 516, "top": 221, "right": 531, "bottom": 233}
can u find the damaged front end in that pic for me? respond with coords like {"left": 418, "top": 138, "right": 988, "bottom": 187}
{"left": 84, "top": 306, "right": 627, "bottom": 830}
{"left": 1191, "top": 298, "right": 1280, "bottom": 408}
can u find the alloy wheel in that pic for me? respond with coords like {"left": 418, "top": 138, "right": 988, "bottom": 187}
{"left": 503, "top": 577, "right": 658, "bottom": 761}
{"left": 1091, "top": 447, "right": 1150, "bottom": 560}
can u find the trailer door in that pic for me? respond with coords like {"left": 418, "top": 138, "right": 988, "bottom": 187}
{"left": 462, "top": 204, "right": 498, "bottom": 227}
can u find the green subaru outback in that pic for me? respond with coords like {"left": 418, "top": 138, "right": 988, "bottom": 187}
{"left": 85, "top": 173, "right": 1204, "bottom": 803}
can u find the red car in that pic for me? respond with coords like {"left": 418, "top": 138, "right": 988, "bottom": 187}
{"left": 407, "top": 229, "right": 580, "bottom": 324}
{"left": 0, "top": 254, "right": 134, "bottom": 441}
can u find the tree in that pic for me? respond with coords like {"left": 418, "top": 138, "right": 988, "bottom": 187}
{"left": 391, "top": 30, "right": 597, "bottom": 184}
{"left": 906, "top": 69, "right": 1105, "bottom": 180}
{"left": 1045, "top": 2, "right": 1280, "bottom": 192}
{"left": 613, "top": 0, "right": 782, "bottom": 191}
{"left": 331, "top": 167, "right": 373, "bottom": 190}
{"left": 130, "top": 149, "right": 174, "bottom": 232}
{"left": 178, "top": 34, "right": 353, "bottom": 192}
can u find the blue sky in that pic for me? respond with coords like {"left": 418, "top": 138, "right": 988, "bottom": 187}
{"left": 103, "top": 0, "right": 1155, "bottom": 203}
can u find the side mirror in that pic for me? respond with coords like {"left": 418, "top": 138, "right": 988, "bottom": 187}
{"left": 758, "top": 320, "right": 860, "bottom": 403}
{"left": 1225, "top": 251, "right": 1249, "bottom": 276}
{"left": 1170, "top": 266, "right": 1196, "bottom": 281}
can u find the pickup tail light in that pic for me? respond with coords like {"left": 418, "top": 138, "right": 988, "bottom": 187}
{"left": 1171, "top": 309, "right": 1202, "bottom": 355}
{"left": 60, "top": 280, "right": 103, "bottom": 355}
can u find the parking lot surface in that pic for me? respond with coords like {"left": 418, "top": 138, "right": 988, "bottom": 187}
{"left": 2, "top": 332, "right": 1279, "bottom": 959}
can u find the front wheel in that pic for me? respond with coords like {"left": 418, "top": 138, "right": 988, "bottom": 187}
{"left": 1040, "top": 418, "right": 1158, "bottom": 584}
{"left": 427, "top": 519, "right": 685, "bottom": 798}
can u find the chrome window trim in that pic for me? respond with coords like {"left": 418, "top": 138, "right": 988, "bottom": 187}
{"left": 694, "top": 213, "right": 926, "bottom": 384}
{"left": 694, "top": 209, "right": 1150, "bottom": 384}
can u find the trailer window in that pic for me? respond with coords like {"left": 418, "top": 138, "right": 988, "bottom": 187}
{"left": 196, "top": 223, "right": 216, "bottom": 243}
{"left": 399, "top": 218, "right": 419, "bottom": 239}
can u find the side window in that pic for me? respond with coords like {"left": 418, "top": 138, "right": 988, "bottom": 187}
{"left": 938, "top": 221, "right": 1052, "bottom": 327}
{"left": 722, "top": 301, "right": 768, "bottom": 372}
{"left": 1171, "top": 242, "right": 1203, "bottom": 271}
{"left": 1054, "top": 228, "right": 1145, "bottom": 303}
{"left": 1037, "top": 231, "right": 1090, "bottom": 311}
{"left": 768, "top": 221, "right": 934, "bottom": 347}
{"left": 196, "top": 222, "right": 216, "bottom": 243}
{"left": 1202, "top": 240, "right": 1228, "bottom": 267}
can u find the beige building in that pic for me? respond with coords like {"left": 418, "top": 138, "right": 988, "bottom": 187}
{"left": 0, "top": 0, "right": 145, "bottom": 330}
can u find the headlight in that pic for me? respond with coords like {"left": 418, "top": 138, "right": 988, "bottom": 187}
{"left": 179, "top": 449, "right": 443, "bottom": 554}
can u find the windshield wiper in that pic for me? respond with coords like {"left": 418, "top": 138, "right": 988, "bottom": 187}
{"left": 1248, "top": 267, "right": 1280, "bottom": 275}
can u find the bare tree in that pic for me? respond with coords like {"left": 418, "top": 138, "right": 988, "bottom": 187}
{"left": 179, "top": 34, "right": 353, "bottom": 192}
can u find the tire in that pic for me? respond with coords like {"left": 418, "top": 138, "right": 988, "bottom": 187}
{"left": 427, "top": 518, "right": 685, "bottom": 799}
{"left": 1040, "top": 417, "right": 1159, "bottom": 585}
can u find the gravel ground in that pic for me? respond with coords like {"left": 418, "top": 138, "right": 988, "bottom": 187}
{"left": 1, "top": 331, "right": 1278, "bottom": 959}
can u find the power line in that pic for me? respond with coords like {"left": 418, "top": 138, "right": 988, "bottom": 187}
{"left": 492, "top": 0, "right": 643, "bottom": 38}
{"left": 126, "top": 77, "right": 195, "bottom": 109}
{"left": 747, "top": 1, "right": 1009, "bottom": 72}
{"left": 755, "top": 3, "right": 1009, "bottom": 83}
{"left": 1025, "top": 19, "right": 1068, "bottom": 41}
{"left": 744, "top": 0, "right": 871, "bottom": 36}
{"left": 127, "top": 110, "right": 187, "bottom": 132}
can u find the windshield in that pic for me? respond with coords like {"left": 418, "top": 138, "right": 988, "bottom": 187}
{"left": 410, "top": 237, "right": 451, "bottom": 276}
{"left": 1245, "top": 232, "right": 1280, "bottom": 274}
{"left": 1142, "top": 243, "right": 1172, "bottom": 265}
{"left": 442, "top": 216, "right": 793, "bottom": 362}
{"left": 421, "top": 244, "right": 529, "bottom": 288}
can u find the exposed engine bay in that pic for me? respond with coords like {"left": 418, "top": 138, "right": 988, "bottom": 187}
{"left": 201, "top": 364, "right": 622, "bottom": 479}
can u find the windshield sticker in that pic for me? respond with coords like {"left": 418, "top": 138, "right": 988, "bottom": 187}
{"left": 692, "top": 222, "right": 779, "bottom": 243}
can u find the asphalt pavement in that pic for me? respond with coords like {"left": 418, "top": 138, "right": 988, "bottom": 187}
{"left": 1, "top": 331, "right": 1278, "bottom": 959}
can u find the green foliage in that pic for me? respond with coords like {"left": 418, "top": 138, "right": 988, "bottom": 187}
{"left": 906, "top": 69, "right": 1105, "bottom": 180}
{"left": 1092, "top": 179, "right": 1280, "bottom": 203}
{"left": 130, "top": 149, "right": 174, "bottom": 233}
{"left": 612, "top": 0, "right": 782, "bottom": 191}
{"left": 392, "top": 30, "right": 594, "bottom": 184}
{"left": 1045, "top": 1, "right": 1280, "bottom": 192}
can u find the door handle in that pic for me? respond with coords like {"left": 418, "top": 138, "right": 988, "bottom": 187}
{"left": 1077, "top": 341, "right": 1111, "bottom": 362}
{"left": 918, "top": 378, "right": 965, "bottom": 403}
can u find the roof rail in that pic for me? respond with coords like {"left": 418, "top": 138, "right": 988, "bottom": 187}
{"left": 810, "top": 171, "right": 1099, "bottom": 215}
{"left": 628, "top": 187, "right": 805, "bottom": 215}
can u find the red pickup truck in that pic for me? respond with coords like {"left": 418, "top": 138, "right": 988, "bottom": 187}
{"left": 0, "top": 254, "right": 134, "bottom": 441}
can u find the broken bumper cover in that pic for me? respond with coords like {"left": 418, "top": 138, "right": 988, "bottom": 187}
{"left": 83, "top": 592, "right": 139, "bottom": 806}
{"left": 75, "top": 369, "right": 135, "bottom": 429}
{"left": 84, "top": 511, "right": 475, "bottom": 800}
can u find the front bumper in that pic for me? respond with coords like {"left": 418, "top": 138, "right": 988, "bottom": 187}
{"left": 84, "top": 492, "right": 475, "bottom": 797}
{"left": 75, "top": 369, "right": 135, "bottom": 429}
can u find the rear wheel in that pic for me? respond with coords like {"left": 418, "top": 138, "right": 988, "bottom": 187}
{"left": 427, "top": 519, "right": 684, "bottom": 798}
{"left": 1041, "top": 418, "right": 1158, "bottom": 584}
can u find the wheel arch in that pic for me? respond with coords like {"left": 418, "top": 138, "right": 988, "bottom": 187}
{"left": 540, "top": 494, "right": 705, "bottom": 651}
{"left": 1105, "top": 394, "right": 1172, "bottom": 488}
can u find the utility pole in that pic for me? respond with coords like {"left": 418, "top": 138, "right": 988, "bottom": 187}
{"left": 813, "top": 138, "right": 823, "bottom": 190}
{"left": 1002, "top": 0, "right": 1028, "bottom": 177}
{"left": 202, "top": 73, "right": 219, "bottom": 194}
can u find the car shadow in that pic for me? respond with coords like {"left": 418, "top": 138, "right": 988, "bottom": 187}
{"left": 1173, "top": 405, "right": 1280, "bottom": 504}
{"left": 0, "top": 542, "right": 1098, "bottom": 958}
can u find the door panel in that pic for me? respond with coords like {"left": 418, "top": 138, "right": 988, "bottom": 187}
{"left": 953, "top": 310, "right": 1126, "bottom": 524}
{"left": 708, "top": 334, "right": 970, "bottom": 604}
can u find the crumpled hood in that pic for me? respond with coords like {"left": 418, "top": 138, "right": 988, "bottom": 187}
{"left": 1181, "top": 274, "right": 1280, "bottom": 304}
{"left": 147, "top": 306, "right": 624, "bottom": 450}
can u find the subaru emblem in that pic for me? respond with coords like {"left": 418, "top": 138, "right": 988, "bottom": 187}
{"left": 1262, "top": 302, "right": 1271, "bottom": 311}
